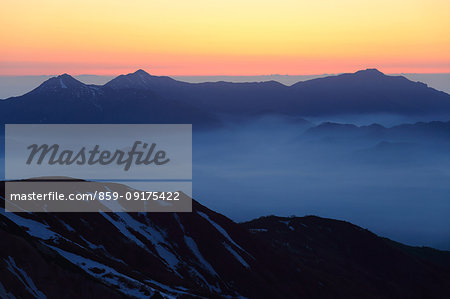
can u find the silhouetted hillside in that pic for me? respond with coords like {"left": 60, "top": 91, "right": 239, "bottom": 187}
{"left": 0, "top": 73, "right": 218, "bottom": 127}
{"left": 1, "top": 182, "right": 450, "bottom": 298}
{"left": 2, "top": 69, "right": 450, "bottom": 124}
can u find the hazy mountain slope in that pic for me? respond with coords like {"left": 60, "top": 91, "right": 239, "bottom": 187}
{"left": 301, "top": 120, "right": 450, "bottom": 167}
{"left": 304, "top": 120, "right": 450, "bottom": 142}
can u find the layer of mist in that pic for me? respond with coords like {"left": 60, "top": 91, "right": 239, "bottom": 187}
{"left": 192, "top": 116, "right": 450, "bottom": 250}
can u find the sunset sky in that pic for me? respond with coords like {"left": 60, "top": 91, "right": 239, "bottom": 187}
{"left": 1, "top": 0, "right": 449, "bottom": 75}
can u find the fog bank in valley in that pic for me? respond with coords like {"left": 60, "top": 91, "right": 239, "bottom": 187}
{"left": 193, "top": 116, "right": 450, "bottom": 250}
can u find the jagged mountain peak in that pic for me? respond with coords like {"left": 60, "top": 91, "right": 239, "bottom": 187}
{"left": 19, "top": 73, "right": 103, "bottom": 102}
{"left": 34, "top": 74, "right": 87, "bottom": 92}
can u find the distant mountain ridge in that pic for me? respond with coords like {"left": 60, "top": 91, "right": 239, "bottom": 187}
{"left": 0, "top": 71, "right": 217, "bottom": 127}
{"left": 104, "top": 69, "right": 179, "bottom": 90}
{"left": 288, "top": 68, "right": 450, "bottom": 116}
{"left": 1, "top": 69, "right": 450, "bottom": 125}
{"left": 305, "top": 120, "right": 450, "bottom": 142}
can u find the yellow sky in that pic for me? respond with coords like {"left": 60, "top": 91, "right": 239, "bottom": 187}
{"left": 1, "top": 0, "right": 449, "bottom": 75}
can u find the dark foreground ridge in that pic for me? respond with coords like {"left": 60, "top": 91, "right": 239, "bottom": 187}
{"left": 1, "top": 182, "right": 449, "bottom": 298}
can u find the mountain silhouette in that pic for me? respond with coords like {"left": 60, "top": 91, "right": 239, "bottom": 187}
{"left": 101, "top": 68, "right": 450, "bottom": 117}
{"left": 0, "top": 73, "right": 217, "bottom": 126}
{"left": 288, "top": 68, "right": 450, "bottom": 116}
{"left": 1, "top": 68, "right": 450, "bottom": 126}
{"left": 104, "top": 69, "right": 179, "bottom": 90}
{"left": 34, "top": 73, "right": 90, "bottom": 91}
{"left": 305, "top": 120, "right": 450, "bottom": 142}
{"left": 302, "top": 120, "right": 450, "bottom": 166}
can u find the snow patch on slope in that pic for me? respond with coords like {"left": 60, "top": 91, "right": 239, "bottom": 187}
{"left": 1, "top": 211, "right": 59, "bottom": 240}
{"left": 197, "top": 211, "right": 254, "bottom": 260}
{"left": 223, "top": 242, "right": 250, "bottom": 268}
{"left": 46, "top": 245, "right": 170, "bottom": 298}
{"left": 59, "top": 78, "right": 67, "bottom": 88}
{"left": 100, "top": 212, "right": 180, "bottom": 270}
{"left": 184, "top": 235, "right": 218, "bottom": 276}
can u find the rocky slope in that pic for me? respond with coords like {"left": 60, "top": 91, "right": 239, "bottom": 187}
{"left": 1, "top": 182, "right": 450, "bottom": 298}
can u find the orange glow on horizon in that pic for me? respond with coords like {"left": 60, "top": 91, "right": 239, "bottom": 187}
{"left": 1, "top": 0, "right": 449, "bottom": 76}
